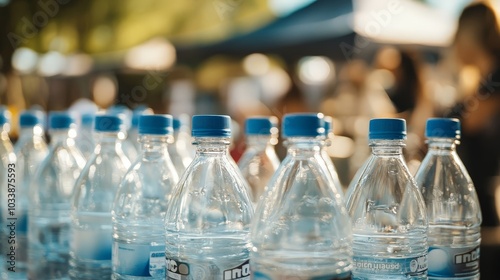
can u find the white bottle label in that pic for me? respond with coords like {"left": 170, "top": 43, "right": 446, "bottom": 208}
{"left": 113, "top": 242, "right": 165, "bottom": 277}
{"left": 166, "top": 258, "right": 249, "bottom": 280}
{"left": 428, "top": 246, "right": 479, "bottom": 277}
{"left": 353, "top": 254, "right": 427, "bottom": 277}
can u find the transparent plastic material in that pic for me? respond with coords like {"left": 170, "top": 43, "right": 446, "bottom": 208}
{"left": 69, "top": 131, "right": 131, "bottom": 279}
{"left": 28, "top": 128, "right": 86, "bottom": 279}
{"left": 122, "top": 132, "right": 139, "bottom": 163}
{"left": 165, "top": 137, "right": 254, "bottom": 280}
{"left": 168, "top": 129, "right": 193, "bottom": 176}
{"left": 238, "top": 135, "right": 280, "bottom": 204}
{"left": 414, "top": 138, "right": 481, "bottom": 280}
{"left": 346, "top": 139, "right": 428, "bottom": 280}
{"left": 112, "top": 134, "right": 179, "bottom": 279}
{"left": 0, "top": 122, "right": 16, "bottom": 278}
{"left": 4, "top": 125, "right": 48, "bottom": 279}
{"left": 109, "top": 108, "right": 138, "bottom": 162}
{"left": 322, "top": 132, "right": 346, "bottom": 196}
{"left": 76, "top": 118, "right": 95, "bottom": 159}
{"left": 251, "top": 137, "right": 353, "bottom": 279}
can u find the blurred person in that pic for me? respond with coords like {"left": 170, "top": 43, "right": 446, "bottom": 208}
{"left": 321, "top": 59, "right": 397, "bottom": 181}
{"left": 450, "top": 2, "right": 500, "bottom": 226}
{"left": 372, "top": 47, "right": 434, "bottom": 172}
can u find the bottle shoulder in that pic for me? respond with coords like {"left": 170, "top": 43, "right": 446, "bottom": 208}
{"left": 72, "top": 150, "right": 131, "bottom": 212}
{"left": 251, "top": 154, "right": 352, "bottom": 247}
{"left": 346, "top": 156, "right": 427, "bottom": 231}
{"left": 113, "top": 157, "right": 179, "bottom": 208}
{"left": 238, "top": 149, "right": 279, "bottom": 171}
{"left": 165, "top": 156, "right": 254, "bottom": 231}
{"left": 414, "top": 153, "right": 482, "bottom": 224}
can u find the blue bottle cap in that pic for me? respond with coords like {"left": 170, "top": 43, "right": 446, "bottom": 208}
{"left": 282, "top": 113, "right": 325, "bottom": 137}
{"left": 192, "top": 115, "right": 231, "bottom": 137}
{"left": 19, "top": 110, "right": 44, "bottom": 127}
{"left": 81, "top": 113, "right": 94, "bottom": 126}
{"left": 425, "top": 118, "right": 461, "bottom": 139}
{"left": 173, "top": 118, "right": 182, "bottom": 131}
{"left": 324, "top": 116, "right": 333, "bottom": 135}
{"left": 369, "top": 118, "right": 406, "bottom": 140}
{"left": 245, "top": 116, "right": 278, "bottom": 135}
{"left": 49, "top": 112, "right": 75, "bottom": 129}
{"left": 0, "top": 108, "right": 11, "bottom": 126}
{"left": 94, "top": 115, "right": 123, "bottom": 132}
{"left": 138, "top": 114, "right": 173, "bottom": 135}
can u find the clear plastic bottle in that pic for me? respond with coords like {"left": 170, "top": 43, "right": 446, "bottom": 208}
{"left": 4, "top": 110, "right": 49, "bottom": 279}
{"left": 76, "top": 113, "right": 95, "bottom": 159}
{"left": 112, "top": 115, "right": 179, "bottom": 280}
{"left": 414, "top": 118, "right": 481, "bottom": 280}
{"left": 0, "top": 108, "right": 16, "bottom": 278}
{"left": 69, "top": 115, "right": 131, "bottom": 280}
{"left": 346, "top": 118, "right": 428, "bottom": 279}
{"left": 28, "top": 112, "right": 86, "bottom": 279}
{"left": 251, "top": 113, "right": 353, "bottom": 279}
{"left": 167, "top": 118, "right": 193, "bottom": 176}
{"left": 237, "top": 116, "right": 280, "bottom": 204}
{"left": 128, "top": 113, "right": 140, "bottom": 153}
{"left": 165, "top": 115, "right": 254, "bottom": 280}
{"left": 109, "top": 105, "right": 139, "bottom": 162}
{"left": 322, "top": 116, "right": 346, "bottom": 196}
{"left": 128, "top": 106, "right": 153, "bottom": 153}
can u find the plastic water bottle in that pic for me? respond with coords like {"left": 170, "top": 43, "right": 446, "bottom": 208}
{"left": 167, "top": 118, "right": 193, "bottom": 176}
{"left": 251, "top": 113, "right": 353, "bottom": 279}
{"left": 108, "top": 105, "right": 139, "bottom": 161}
{"left": 128, "top": 107, "right": 153, "bottom": 153}
{"left": 322, "top": 116, "right": 346, "bottom": 196}
{"left": 237, "top": 116, "right": 280, "bottom": 204}
{"left": 4, "top": 111, "right": 49, "bottom": 279}
{"left": 112, "top": 115, "right": 179, "bottom": 279}
{"left": 28, "top": 112, "right": 86, "bottom": 279}
{"left": 346, "top": 118, "right": 428, "bottom": 279}
{"left": 414, "top": 118, "right": 481, "bottom": 280}
{"left": 77, "top": 113, "right": 95, "bottom": 159}
{"left": 0, "top": 108, "right": 16, "bottom": 278}
{"left": 69, "top": 115, "right": 131, "bottom": 279}
{"left": 165, "top": 115, "right": 254, "bottom": 280}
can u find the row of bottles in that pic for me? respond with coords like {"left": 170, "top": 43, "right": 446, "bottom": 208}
{"left": 0, "top": 108, "right": 481, "bottom": 280}
{"left": 0, "top": 108, "right": 192, "bottom": 280}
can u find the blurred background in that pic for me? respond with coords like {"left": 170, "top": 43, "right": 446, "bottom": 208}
{"left": 1, "top": 0, "right": 500, "bottom": 274}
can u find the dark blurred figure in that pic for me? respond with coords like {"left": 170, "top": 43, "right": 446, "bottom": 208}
{"left": 375, "top": 48, "right": 420, "bottom": 116}
{"left": 450, "top": 2, "right": 500, "bottom": 226}
{"left": 373, "top": 47, "right": 433, "bottom": 165}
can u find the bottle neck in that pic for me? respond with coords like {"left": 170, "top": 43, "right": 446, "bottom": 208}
{"left": 96, "top": 131, "right": 122, "bottom": 147}
{"left": 245, "top": 135, "right": 275, "bottom": 149}
{"left": 49, "top": 128, "right": 77, "bottom": 146}
{"left": 324, "top": 132, "right": 334, "bottom": 146}
{"left": 79, "top": 124, "right": 93, "bottom": 132}
{"left": 369, "top": 139, "right": 405, "bottom": 156}
{"left": 285, "top": 137, "right": 324, "bottom": 156}
{"left": 139, "top": 134, "right": 171, "bottom": 153}
{"left": 19, "top": 125, "right": 44, "bottom": 139}
{"left": 427, "top": 137, "right": 457, "bottom": 151}
{"left": 193, "top": 137, "right": 230, "bottom": 155}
